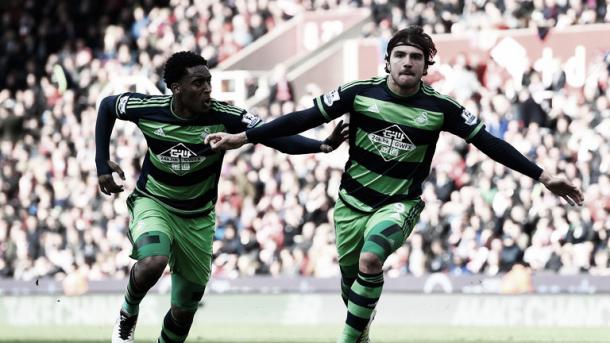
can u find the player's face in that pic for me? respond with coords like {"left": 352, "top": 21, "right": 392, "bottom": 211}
{"left": 178, "top": 65, "right": 212, "bottom": 114}
{"left": 386, "top": 45, "right": 426, "bottom": 95}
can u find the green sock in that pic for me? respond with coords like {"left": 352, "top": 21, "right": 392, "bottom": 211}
{"left": 340, "top": 265, "right": 358, "bottom": 306}
{"left": 338, "top": 271, "right": 383, "bottom": 343}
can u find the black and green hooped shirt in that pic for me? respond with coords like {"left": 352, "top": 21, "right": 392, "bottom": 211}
{"left": 111, "top": 93, "right": 262, "bottom": 216}
{"left": 246, "top": 76, "right": 542, "bottom": 213}
{"left": 313, "top": 77, "right": 484, "bottom": 212}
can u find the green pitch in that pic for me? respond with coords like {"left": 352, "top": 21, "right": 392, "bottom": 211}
{"left": 1, "top": 324, "right": 608, "bottom": 343}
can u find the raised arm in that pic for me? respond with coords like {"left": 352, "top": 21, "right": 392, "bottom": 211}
{"left": 470, "top": 129, "right": 584, "bottom": 206}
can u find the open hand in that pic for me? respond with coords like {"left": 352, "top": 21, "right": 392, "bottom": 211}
{"left": 98, "top": 160, "right": 126, "bottom": 195}
{"left": 539, "top": 171, "right": 584, "bottom": 206}
{"left": 320, "top": 120, "right": 349, "bottom": 153}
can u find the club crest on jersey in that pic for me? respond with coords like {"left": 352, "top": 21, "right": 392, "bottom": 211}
{"left": 323, "top": 89, "right": 340, "bottom": 106}
{"left": 460, "top": 109, "right": 477, "bottom": 126}
{"left": 368, "top": 125, "right": 416, "bottom": 161}
{"left": 416, "top": 112, "right": 428, "bottom": 124}
{"left": 201, "top": 127, "right": 211, "bottom": 140}
{"left": 241, "top": 112, "right": 262, "bottom": 128}
{"left": 158, "top": 143, "right": 206, "bottom": 175}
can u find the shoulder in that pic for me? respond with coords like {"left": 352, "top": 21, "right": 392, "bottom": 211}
{"left": 121, "top": 93, "right": 172, "bottom": 110}
{"left": 339, "top": 76, "right": 386, "bottom": 93}
{"left": 119, "top": 92, "right": 171, "bottom": 102}
{"left": 210, "top": 99, "right": 261, "bottom": 130}
{"left": 210, "top": 99, "right": 245, "bottom": 116}
{"left": 111, "top": 93, "right": 171, "bottom": 119}
{"left": 318, "top": 76, "right": 386, "bottom": 108}
{"left": 419, "top": 83, "right": 462, "bottom": 111}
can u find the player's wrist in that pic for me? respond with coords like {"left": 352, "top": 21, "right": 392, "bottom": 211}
{"left": 240, "top": 132, "right": 249, "bottom": 144}
{"left": 95, "top": 158, "right": 112, "bottom": 176}
{"left": 538, "top": 170, "right": 552, "bottom": 186}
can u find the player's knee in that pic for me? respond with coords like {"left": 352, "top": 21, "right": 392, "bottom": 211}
{"left": 136, "top": 255, "right": 168, "bottom": 283}
{"left": 359, "top": 252, "right": 382, "bottom": 274}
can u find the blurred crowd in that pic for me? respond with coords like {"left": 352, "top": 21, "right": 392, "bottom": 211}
{"left": 365, "top": 0, "right": 610, "bottom": 36}
{"left": 0, "top": 0, "right": 609, "bottom": 288}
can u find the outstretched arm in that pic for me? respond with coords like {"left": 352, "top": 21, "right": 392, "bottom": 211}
{"left": 261, "top": 120, "right": 349, "bottom": 154}
{"left": 206, "top": 106, "right": 327, "bottom": 150}
{"left": 95, "top": 96, "right": 126, "bottom": 195}
{"left": 470, "top": 130, "right": 583, "bottom": 206}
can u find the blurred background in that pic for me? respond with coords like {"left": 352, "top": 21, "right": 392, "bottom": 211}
{"left": 0, "top": 0, "right": 609, "bottom": 342}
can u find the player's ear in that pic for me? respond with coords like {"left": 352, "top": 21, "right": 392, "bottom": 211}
{"left": 171, "top": 82, "right": 181, "bottom": 94}
{"left": 384, "top": 51, "right": 391, "bottom": 73}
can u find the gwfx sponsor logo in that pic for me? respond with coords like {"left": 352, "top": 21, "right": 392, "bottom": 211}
{"left": 158, "top": 143, "right": 206, "bottom": 175}
{"left": 169, "top": 149, "right": 193, "bottom": 158}
{"left": 368, "top": 125, "right": 416, "bottom": 161}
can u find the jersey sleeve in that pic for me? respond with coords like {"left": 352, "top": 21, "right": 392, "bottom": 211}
{"left": 441, "top": 100, "right": 485, "bottom": 142}
{"left": 313, "top": 83, "right": 359, "bottom": 122}
{"left": 112, "top": 92, "right": 145, "bottom": 122}
{"left": 216, "top": 101, "right": 263, "bottom": 134}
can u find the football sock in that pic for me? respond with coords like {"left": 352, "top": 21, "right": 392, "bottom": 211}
{"left": 121, "top": 266, "right": 147, "bottom": 316}
{"left": 340, "top": 265, "right": 358, "bottom": 306}
{"left": 158, "top": 310, "right": 193, "bottom": 343}
{"left": 339, "top": 271, "right": 384, "bottom": 343}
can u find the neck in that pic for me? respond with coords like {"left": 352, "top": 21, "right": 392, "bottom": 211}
{"left": 171, "top": 98, "right": 197, "bottom": 120}
{"left": 387, "top": 77, "right": 420, "bottom": 97}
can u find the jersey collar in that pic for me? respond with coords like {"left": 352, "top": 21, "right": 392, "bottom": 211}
{"left": 384, "top": 77, "right": 422, "bottom": 99}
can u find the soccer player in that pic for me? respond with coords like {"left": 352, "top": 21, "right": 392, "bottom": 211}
{"left": 204, "top": 26, "right": 584, "bottom": 343}
{"left": 95, "top": 51, "right": 347, "bottom": 343}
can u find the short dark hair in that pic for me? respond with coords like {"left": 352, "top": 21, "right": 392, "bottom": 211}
{"left": 163, "top": 51, "right": 208, "bottom": 86}
{"left": 385, "top": 26, "right": 437, "bottom": 73}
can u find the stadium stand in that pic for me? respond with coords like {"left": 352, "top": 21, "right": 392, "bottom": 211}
{"left": 0, "top": 0, "right": 609, "bottom": 288}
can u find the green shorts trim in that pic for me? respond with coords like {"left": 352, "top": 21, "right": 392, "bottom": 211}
{"left": 127, "top": 193, "right": 214, "bottom": 285}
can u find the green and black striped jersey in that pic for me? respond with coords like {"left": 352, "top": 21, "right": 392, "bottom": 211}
{"left": 111, "top": 92, "right": 262, "bottom": 216}
{"left": 314, "top": 76, "right": 484, "bottom": 212}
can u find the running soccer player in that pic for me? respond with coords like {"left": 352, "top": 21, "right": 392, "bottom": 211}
{"left": 204, "top": 26, "right": 584, "bottom": 343}
{"left": 95, "top": 51, "right": 347, "bottom": 343}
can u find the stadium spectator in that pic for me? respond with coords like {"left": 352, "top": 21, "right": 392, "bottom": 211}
{"left": 268, "top": 64, "right": 295, "bottom": 105}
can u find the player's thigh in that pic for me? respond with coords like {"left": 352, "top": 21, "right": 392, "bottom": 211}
{"left": 363, "top": 198, "right": 425, "bottom": 259}
{"left": 334, "top": 197, "right": 369, "bottom": 267}
{"left": 127, "top": 194, "right": 172, "bottom": 260}
{"left": 169, "top": 210, "right": 215, "bottom": 285}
